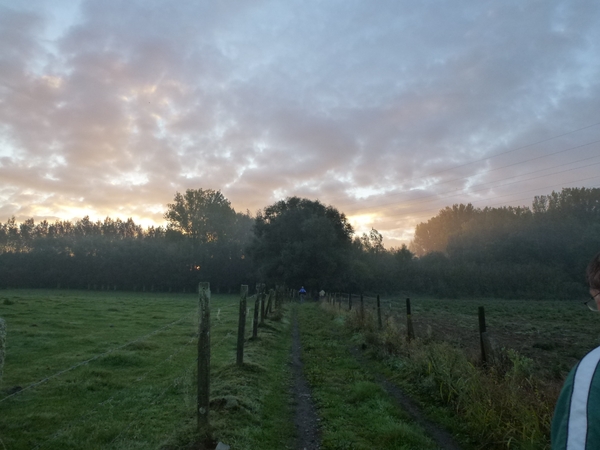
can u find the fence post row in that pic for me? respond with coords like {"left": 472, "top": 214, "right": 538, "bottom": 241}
{"left": 252, "top": 283, "right": 264, "bottom": 339}
{"left": 260, "top": 285, "right": 266, "bottom": 324}
{"left": 197, "top": 282, "right": 211, "bottom": 434}
{"left": 276, "top": 285, "right": 282, "bottom": 310}
{"left": 273, "top": 285, "right": 279, "bottom": 311}
{"left": 266, "top": 289, "right": 273, "bottom": 315}
{"left": 237, "top": 285, "right": 248, "bottom": 366}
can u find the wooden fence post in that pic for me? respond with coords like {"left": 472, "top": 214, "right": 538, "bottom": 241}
{"left": 252, "top": 284, "right": 263, "bottom": 339}
{"left": 237, "top": 285, "right": 248, "bottom": 366}
{"left": 377, "top": 294, "right": 382, "bottom": 330}
{"left": 266, "top": 289, "right": 274, "bottom": 315}
{"left": 0, "top": 318, "right": 5, "bottom": 384}
{"left": 406, "top": 298, "right": 415, "bottom": 341}
{"left": 197, "top": 282, "right": 211, "bottom": 433}
{"left": 478, "top": 306, "right": 495, "bottom": 366}
{"left": 274, "top": 285, "right": 280, "bottom": 310}
{"left": 348, "top": 293, "right": 352, "bottom": 310}
{"left": 260, "top": 284, "right": 266, "bottom": 324}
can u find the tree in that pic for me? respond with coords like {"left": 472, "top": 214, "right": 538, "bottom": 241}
{"left": 249, "top": 197, "right": 354, "bottom": 290}
{"left": 360, "top": 228, "right": 384, "bottom": 254}
{"left": 411, "top": 203, "right": 478, "bottom": 256}
{"left": 164, "top": 189, "right": 236, "bottom": 247}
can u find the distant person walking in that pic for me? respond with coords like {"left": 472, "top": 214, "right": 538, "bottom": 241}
{"left": 299, "top": 286, "right": 306, "bottom": 303}
{"left": 552, "top": 251, "right": 600, "bottom": 449}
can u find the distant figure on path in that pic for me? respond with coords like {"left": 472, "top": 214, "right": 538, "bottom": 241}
{"left": 552, "top": 251, "right": 600, "bottom": 449}
{"left": 299, "top": 286, "right": 306, "bottom": 303}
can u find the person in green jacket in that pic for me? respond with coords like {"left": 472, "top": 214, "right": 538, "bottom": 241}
{"left": 552, "top": 251, "right": 600, "bottom": 449}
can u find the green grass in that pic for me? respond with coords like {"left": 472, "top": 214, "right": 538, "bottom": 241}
{"left": 335, "top": 296, "right": 578, "bottom": 450}
{"left": 0, "top": 289, "right": 295, "bottom": 449}
{"left": 296, "top": 303, "right": 439, "bottom": 450}
{"left": 360, "top": 295, "right": 600, "bottom": 380}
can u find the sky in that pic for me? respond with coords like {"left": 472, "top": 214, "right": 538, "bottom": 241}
{"left": 1, "top": 0, "right": 600, "bottom": 247}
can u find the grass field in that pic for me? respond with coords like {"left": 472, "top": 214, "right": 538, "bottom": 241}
{"left": 0, "top": 289, "right": 294, "bottom": 450}
{"left": 356, "top": 294, "right": 600, "bottom": 380}
{"left": 3, "top": 290, "right": 595, "bottom": 449}
{"left": 329, "top": 294, "right": 600, "bottom": 449}
{"left": 295, "top": 303, "right": 441, "bottom": 450}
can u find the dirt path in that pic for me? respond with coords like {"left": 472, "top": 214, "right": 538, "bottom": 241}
{"left": 348, "top": 346, "right": 463, "bottom": 450}
{"left": 289, "top": 304, "right": 462, "bottom": 450}
{"left": 290, "top": 309, "right": 321, "bottom": 450}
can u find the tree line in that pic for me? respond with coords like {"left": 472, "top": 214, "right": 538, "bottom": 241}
{"left": 0, "top": 190, "right": 254, "bottom": 293}
{"left": 1, "top": 187, "right": 598, "bottom": 299}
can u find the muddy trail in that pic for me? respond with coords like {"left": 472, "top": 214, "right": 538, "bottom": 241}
{"left": 348, "top": 346, "right": 462, "bottom": 450}
{"left": 291, "top": 309, "right": 322, "bottom": 449}
{"left": 291, "top": 304, "right": 463, "bottom": 450}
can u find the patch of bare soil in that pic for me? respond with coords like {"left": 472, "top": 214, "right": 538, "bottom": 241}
{"left": 348, "top": 346, "right": 463, "bottom": 450}
{"left": 291, "top": 310, "right": 321, "bottom": 450}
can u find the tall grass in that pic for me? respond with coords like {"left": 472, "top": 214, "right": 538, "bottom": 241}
{"left": 0, "top": 317, "right": 5, "bottom": 385}
{"left": 297, "top": 304, "right": 439, "bottom": 450}
{"left": 338, "top": 306, "right": 556, "bottom": 449}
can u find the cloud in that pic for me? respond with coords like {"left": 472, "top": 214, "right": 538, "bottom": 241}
{"left": 1, "top": 0, "right": 600, "bottom": 245}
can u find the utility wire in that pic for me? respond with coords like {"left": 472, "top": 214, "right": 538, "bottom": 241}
{"left": 32, "top": 333, "right": 199, "bottom": 449}
{"left": 392, "top": 176, "right": 600, "bottom": 225}
{"left": 410, "top": 122, "right": 600, "bottom": 180}
{"left": 355, "top": 158, "right": 600, "bottom": 217}
{"left": 0, "top": 309, "right": 197, "bottom": 403}
{"left": 320, "top": 121, "right": 600, "bottom": 209}
{"left": 342, "top": 140, "right": 600, "bottom": 215}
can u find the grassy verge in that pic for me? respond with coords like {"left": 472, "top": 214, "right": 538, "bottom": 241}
{"left": 340, "top": 303, "right": 554, "bottom": 450}
{"left": 296, "top": 302, "right": 439, "bottom": 450}
{"left": 0, "top": 289, "right": 295, "bottom": 449}
{"left": 195, "top": 305, "right": 295, "bottom": 449}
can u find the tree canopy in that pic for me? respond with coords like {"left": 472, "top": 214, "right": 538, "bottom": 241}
{"left": 249, "top": 197, "right": 354, "bottom": 290}
{"left": 164, "top": 188, "right": 235, "bottom": 245}
{"left": 1, "top": 186, "right": 598, "bottom": 300}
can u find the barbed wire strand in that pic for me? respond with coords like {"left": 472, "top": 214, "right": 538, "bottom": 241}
{"left": 8, "top": 297, "right": 276, "bottom": 447}
{"left": 31, "top": 331, "right": 200, "bottom": 450}
{"left": 0, "top": 309, "right": 198, "bottom": 404}
{"left": 108, "top": 358, "right": 197, "bottom": 447}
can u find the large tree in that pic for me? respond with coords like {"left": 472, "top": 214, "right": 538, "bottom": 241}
{"left": 249, "top": 197, "right": 354, "bottom": 290}
{"left": 164, "top": 189, "right": 236, "bottom": 246}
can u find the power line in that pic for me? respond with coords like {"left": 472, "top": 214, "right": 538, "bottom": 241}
{"left": 384, "top": 176, "right": 600, "bottom": 225}
{"left": 344, "top": 142, "right": 600, "bottom": 215}
{"left": 412, "top": 122, "right": 600, "bottom": 180}
{"left": 351, "top": 158, "right": 600, "bottom": 218}
{"left": 0, "top": 309, "right": 197, "bottom": 404}
{"left": 321, "top": 121, "right": 600, "bottom": 209}
{"left": 340, "top": 139, "right": 600, "bottom": 214}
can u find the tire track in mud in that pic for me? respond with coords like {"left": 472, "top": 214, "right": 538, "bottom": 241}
{"left": 348, "top": 346, "right": 463, "bottom": 450}
{"left": 290, "top": 308, "right": 321, "bottom": 450}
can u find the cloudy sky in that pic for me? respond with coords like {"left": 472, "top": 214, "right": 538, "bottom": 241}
{"left": 1, "top": 0, "right": 599, "bottom": 247}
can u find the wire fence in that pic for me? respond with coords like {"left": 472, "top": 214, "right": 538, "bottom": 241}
{"left": 0, "top": 308, "right": 198, "bottom": 404}
{"left": 1, "top": 285, "right": 284, "bottom": 448}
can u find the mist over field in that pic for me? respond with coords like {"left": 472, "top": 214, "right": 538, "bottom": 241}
{"left": 1, "top": 186, "right": 598, "bottom": 299}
